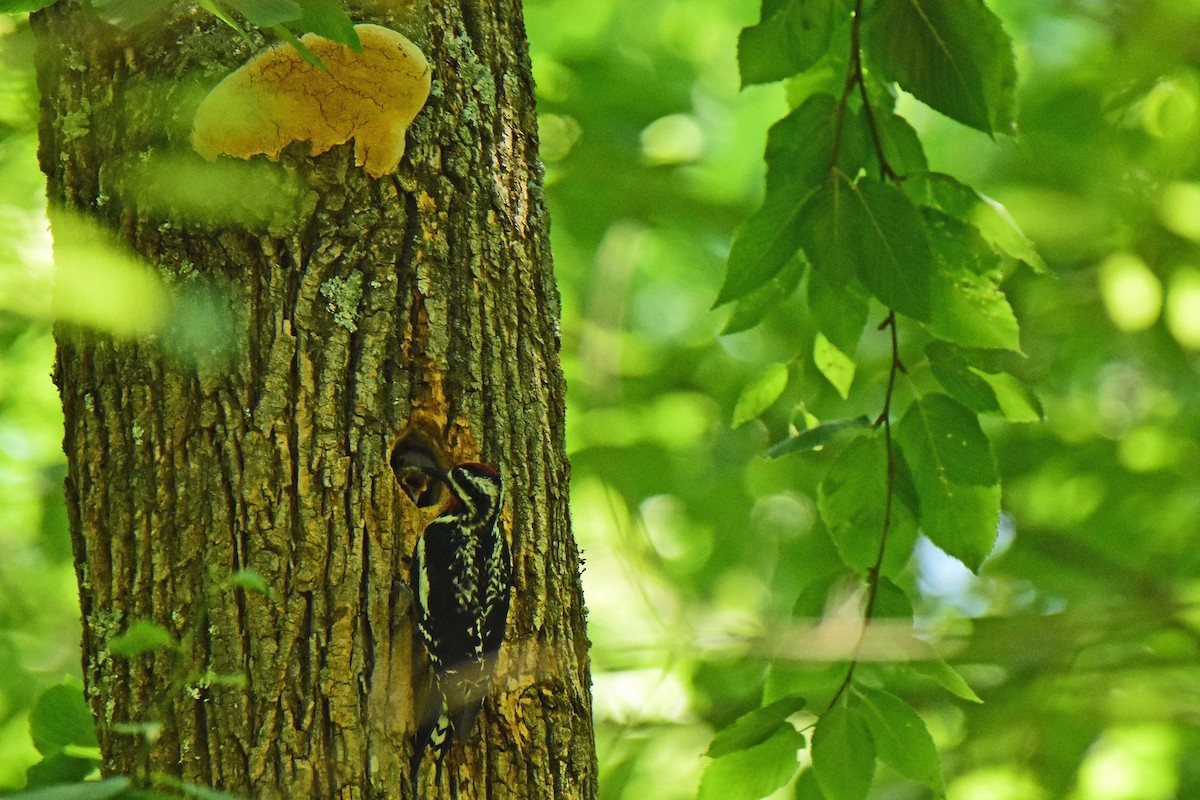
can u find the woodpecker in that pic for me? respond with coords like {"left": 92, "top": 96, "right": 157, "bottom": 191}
{"left": 409, "top": 461, "right": 511, "bottom": 780}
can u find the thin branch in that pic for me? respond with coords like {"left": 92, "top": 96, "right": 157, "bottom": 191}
{"left": 830, "top": 0, "right": 897, "bottom": 180}
{"left": 824, "top": 312, "right": 904, "bottom": 711}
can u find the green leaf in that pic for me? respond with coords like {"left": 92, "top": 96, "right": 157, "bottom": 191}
{"left": 3, "top": 777, "right": 132, "bottom": 800}
{"left": 108, "top": 619, "right": 178, "bottom": 658}
{"left": 976, "top": 369, "right": 1043, "bottom": 422}
{"left": 110, "top": 720, "right": 164, "bottom": 741}
{"left": 717, "top": 95, "right": 840, "bottom": 306}
{"left": 197, "top": 0, "right": 250, "bottom": 40}
{"left": 909, "top": 655, "right": 983, "bottom": 703}
{"left": 808, "top": 272, "right": 868, "bottom": 355}
{"left": 227, "top": 0, "right": 301, "bottom": 27}
{"left": 896, "top": 394, "right": 997, "bottom": 487}
{"left": 706, "top": 695, "right": 808, "bottom": 758}
{"left": 877, "top": 111, "right": 928, "bottom": 175}
{"left": 270, "top": 24, "right": 327, "bottom": 69}
{"left": 866, "top": 0, "right": 1016, "bottom": 135}
{"left": 924, "top": 209, "right": 1021, "bottom": 351}
{"left": 855, "top": 687, "right": 945, "bottom": 792}
{"left": 226, "top": 568, "right": 270, "bottom": 595}
{"left": 29, "top": 683, "right": 98, "bottom": 757}
{"left": 733, "top": 362, "right": 790, "bottom": 427}
{"left": 793, "top": 769, "right": 826, "bottom": 800}
{"left": 926, "top": 341, "right": 1001, "bottom": 414}
{"left": 873, "top": 577, "right": 914, "bottom": 620}
{"left": 294, "top": 0, "right": 360, "bottom": 48}
{"left": 764, "top": 416, "right": 871, "bottom": 459}
{"left": 800, "top": 172, "right": 932, "bottom": 321}
{"left": 920, "top": 173, "right": 1044, "bottom": 271}
{"left": 0, "top": 0, "right": 58, "bottom": 10}
{"left": 739, "top": 0, "right": 838, "bottom": 87}
{"left": 720, "top": 192, "right": 815, "bottom": 306}
{"left": 811, "top": 701, "right": 875, "bottom": 800}
{"left": 921, "top": 481, "right": 1000, "bottom": 572}
{"left": 925, "top": 342, "right": 1040, "bottom": 421}
{"left": 722, "top": 255, "right": 805, "bottom": 335}
{"left": 896, "top": 395, "right": 1000, "bottom": 571}
{"left": 819, "top": 434, "right": 885, "bottom": 572}
{"left": 764, "top": 94, "right": 840, "bottom": 201}
{"left": 813, "top": 334, "right": 855, "bottom": 399}
{"left": 818, "top": 433, "right": 917, "bottom": 575}
{"left": 23, "top": 753, "right": 95, "bottom": 789}
{"left": 698, "top": 725, "right": 806, "bottom": 800}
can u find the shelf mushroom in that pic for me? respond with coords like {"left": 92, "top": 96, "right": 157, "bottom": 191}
{"left": 192, "top": 24, "right": 432, "bottom": 178}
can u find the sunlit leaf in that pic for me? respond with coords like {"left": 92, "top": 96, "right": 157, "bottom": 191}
{"left": 856, "top": 687, "right": 945, "bottom": 792}
{"left": 295, "top": 0, "right": 360, "bottom": 48}
{"left": 813, "top": 333, "right": 855, "bottom": 399}
{"left": 698, "top": 725, "right": 805, "bottom": 800}
{"left": 926, "top": 341, "right": 1041, "bottom": 422}
{"left": 107, "top": 620, "right": 179, "bottom": 658}
{"left": 739, "top": 0, "right": 838, "bottom": 86}
{"left": 866, "top": 0, "right": 1016, "bottom": 135}
{"left": 49, "top": 213, "right": 167, "bottom": 337}
{"left": 733, "top": 362, "right": 790, "bottom": 427}
{"left": 270, "top": 23, "right": 326, "bottom": 69}
{"left": 225, "top": 569, "right": 270, "bottom": 596}
{"left": 976, "top": 369, "right": 1043, "bottom": 422}
{"left": 29, "top": 683, "right": 97, "bottom": 757}
{"left": 110, "top": 720, "right": 164, "bottom": 742}
{"left": 198, "top": 0, "right": 249, "bottom": 39}
{"left": 909, "top": 655, "right": 983, "bottom": 703}
{"left": 924, "top": 208, "right": 1021, "bottom": 351}
{"left": 812, "top": 701, "right": 875, "bottom": 800}
{"left": 115, "top": 151, "right": 307, "bottom": 228}
{"left": 706, "top": 695, "right": 807, "bottom": 757}
{"left": 926, "top": 341, "right": 1001, "bottom": 414}
{"left": 931, "top": 174, "right": 1044, "bottom": 271}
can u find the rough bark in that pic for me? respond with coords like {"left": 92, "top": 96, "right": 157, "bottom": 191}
{"left": 32, "top": 1, "right": 595, "bottom": 797}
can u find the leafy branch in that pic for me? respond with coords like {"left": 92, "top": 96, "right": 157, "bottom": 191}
{"left": 709, "top": 0, "right": 1043, "bottom": 798}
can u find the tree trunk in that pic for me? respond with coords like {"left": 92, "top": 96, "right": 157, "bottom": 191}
{"left": 32, "top": 2, "right": 596, "bottom": 797}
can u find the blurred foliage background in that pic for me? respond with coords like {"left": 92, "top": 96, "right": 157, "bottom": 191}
{"left": 2, "top": 0, "right": 1200, "bottom": 797}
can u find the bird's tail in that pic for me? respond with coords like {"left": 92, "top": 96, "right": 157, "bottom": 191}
{"left": 411, "top": 697, "right": 454, "bottom": 784}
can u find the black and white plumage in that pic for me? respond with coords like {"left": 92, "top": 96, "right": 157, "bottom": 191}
{"left": 410, "top": 461, "right": 511, "bottom": 780}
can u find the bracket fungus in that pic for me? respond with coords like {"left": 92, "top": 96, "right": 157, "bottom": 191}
{"left": 192, "top": 24, "right": 431, "bottom": 178}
